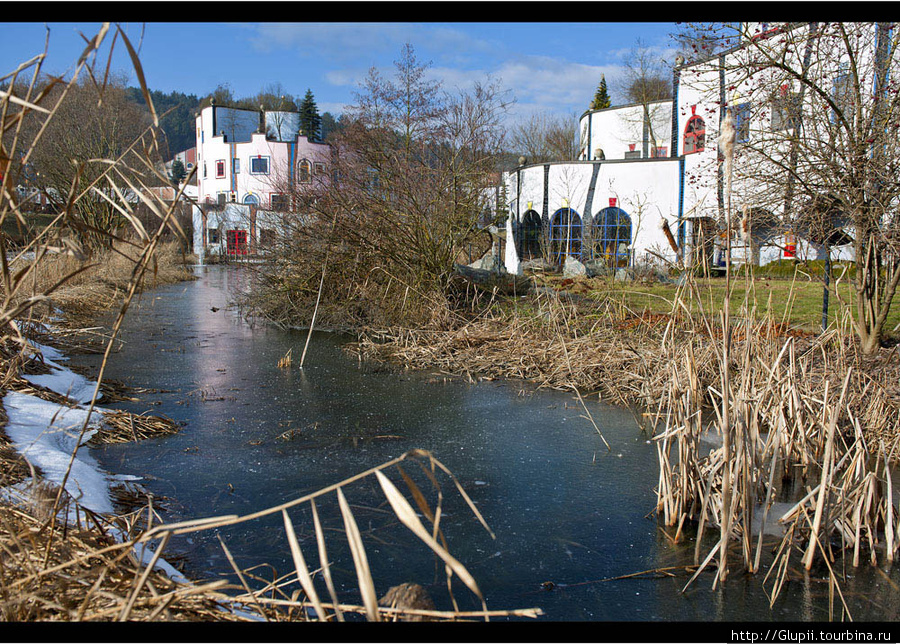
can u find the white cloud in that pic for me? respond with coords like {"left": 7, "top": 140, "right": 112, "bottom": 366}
{"left": 248, "top": 23, "right": 414, "bottom": 60}
{"left": 493, "top": 56, "right": 626, "bottom": 117}
{"left": 244, "top": 23, "right": 655, "bottom": 124}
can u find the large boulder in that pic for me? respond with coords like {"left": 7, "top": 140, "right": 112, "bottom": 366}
{"left": 521, "top": 258, "right": 554, "bottom": 273}
{"left": 469, "top": 252, "right": 501, "bottom": 272}
{"left": 614, "top": 267, "right": 635, "bottom": 282}
{"left": 562, "top": 256, "right": 587, "bottom": 277}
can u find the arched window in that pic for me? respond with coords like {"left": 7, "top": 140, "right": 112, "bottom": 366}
{"left": 298, "top": 159, "right": 312, "bottom": 184}
{"left": 592, "top": 207, "right": 632, "bottom": 267}
{"left": 242, "top": 193, "right": 259, "bottom": 205}
{"left": 549, "top": 208, "right": 582, "bottom": 263}
{"left": 683, "top": 108, "right": 706, "bottom": 154}
{"left": 516, "top": 210, "right": 543, "bottom": 260}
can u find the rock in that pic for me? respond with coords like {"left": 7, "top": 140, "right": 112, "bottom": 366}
{"left": 468, "top": 251, "right": 501, "bottom": 272}
{"left": 378, "top": 582, "right": 436, "bottom": 621}
{"left": 562, "top": 256, "right": 587, "bottom": 277}
{"left": 521, "top": 258, "right": 554, "bottom": 273}
{"left": 584, "top": 260, "right": 613, "bottom": 278}
{"left": 614, "top": 268, "right": 635, "bottom": 282}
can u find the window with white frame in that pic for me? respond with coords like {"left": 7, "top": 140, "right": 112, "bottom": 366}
{"left": 233, "top": 158, "right": 240, "bottom": 174}
{"left": 215, "top": 160, "right": 225, "bottom": 178}
{"left": 250, "top": 156, "right": 270, "bottom": 175}
{"left": 314, "top": 162, "right": 326, "bottom": 175}
{"left": 732, "top": 103, "right": 751, "bottom": 143}
{"left": 684, "top": 113, "right": 705, "bottom": 154}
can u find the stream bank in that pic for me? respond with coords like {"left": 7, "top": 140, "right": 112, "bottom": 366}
{"left": 69, "top": 265, "right": 900, "bottom": 622}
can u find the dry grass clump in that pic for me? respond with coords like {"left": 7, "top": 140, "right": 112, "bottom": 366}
{"left": 354, "top": 287, "right": 663, "bottom": 400}
{"left": 0, "top": 491, "right": 242, "bottom": 621}
{"left": 9, "top": 240, "right": 194, "bottom": 329}
{"left": 88, "top": 410, "right": 180, "bottom": 445}
{"left": 655, "top": 326, "right": 900, "bottom": 618}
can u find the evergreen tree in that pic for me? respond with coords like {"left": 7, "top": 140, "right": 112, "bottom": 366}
{"left": 590, "top": 75, "right": 611, "bottom": 110}
{"left": 299, "top": 89, "right": 322, "bottom": 141}
{"left": 320, "top": 111, "right": 343, "bottom": 141}
{"left": 169, "top": 158, "right": 186, "bottom": 185}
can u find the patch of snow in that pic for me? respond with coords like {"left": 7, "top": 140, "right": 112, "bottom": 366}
{"left": 2, "top": 336, "right": 244, "bottom": 602}
{"left": 22, "top": 358, "right": 100, "bottom": 404}
{"left": 30, "top": 341, "right": 68, "bottom": 362}
{"left": 1, "top": 390, "right": 197, "bottom": 589}
{"left": 3, "top": 391, "right": 111, "bottom": 513}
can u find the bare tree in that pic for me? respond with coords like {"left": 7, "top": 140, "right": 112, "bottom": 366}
{"left": 617, "top": 39, "right": 673, "bottom": 159}
{"left": 680, "top": 22, "right": 900, "bottom": 353}
{"left": 13, "top": 74, "right": 157, "bottom": 249}
{"left": 253, "top": 44, "right": 512, "bottom": 328}
{"left": 672, "top": 22, "right": 742, "bottom": 64}
{"left": 508, "top": 112, "right": 581, "bottom": 164}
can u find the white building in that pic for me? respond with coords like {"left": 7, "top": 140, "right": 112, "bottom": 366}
{"left": 505, "top": 22, "right": 884, "bottom": 273}
{"left": 193, "top": 102, "right": 330, "bottom": 257}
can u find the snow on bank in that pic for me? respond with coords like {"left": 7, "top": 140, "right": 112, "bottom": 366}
{"left": 2, "top": 391, "right": 112, "bottom": 513}
{"left": 22, "top": 343, "right": 101, "bottom": 404}
{"left": 1, "top": 389, "right": 195, "bottom": 586}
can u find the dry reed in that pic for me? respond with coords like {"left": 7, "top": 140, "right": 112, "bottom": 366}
{"left": 351, "top": 261, "right": 900, "bottom": 620}
{"left": 0, "top": 26, "right": 540, "bottom": 622}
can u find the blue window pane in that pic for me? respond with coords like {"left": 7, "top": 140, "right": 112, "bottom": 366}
{"left": 550, "top": 208, "right": 582, "bottom": 262}
{"left": 592, "top": 207, "right": 631, "bottom": 267}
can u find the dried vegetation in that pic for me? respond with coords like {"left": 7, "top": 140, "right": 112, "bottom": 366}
{"left": 352, "top": 253, "right": 900, "bottom": 621}
{"left": 0, "top": 25, "right": 538, "bottom": 622}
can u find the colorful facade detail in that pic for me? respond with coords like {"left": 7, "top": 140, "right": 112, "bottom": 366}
{"left": 191, "top": 104, "right": 331, "bottom": 258}
{"left": 505, "top": 22, "right": 870, "bottom": 272}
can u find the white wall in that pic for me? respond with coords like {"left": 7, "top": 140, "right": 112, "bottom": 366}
{"left": 505, "top": 159, "right": 682, "bottom": 265}
{"left": 579, "top": 101, "right": 672, "bottom": 161}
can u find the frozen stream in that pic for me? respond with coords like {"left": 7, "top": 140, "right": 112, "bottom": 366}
{"left": 74, "top": 265, "right": 900, "bottom": 622}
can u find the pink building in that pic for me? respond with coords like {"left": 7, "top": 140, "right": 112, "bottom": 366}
{"left": 193, "top": 103, "right": 331, "bottom": 257}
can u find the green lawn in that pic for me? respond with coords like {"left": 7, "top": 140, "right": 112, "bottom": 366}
{"left": 547, "top": 274, "right": 900, "bottom": 337}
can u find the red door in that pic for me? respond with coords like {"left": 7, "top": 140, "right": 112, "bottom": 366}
{"left": 226, "top": 230, "right": 248, "bottom": 255}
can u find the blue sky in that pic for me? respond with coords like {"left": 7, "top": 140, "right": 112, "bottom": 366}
{"left": 1, "top": 21, "right": 680, "bottom": 123}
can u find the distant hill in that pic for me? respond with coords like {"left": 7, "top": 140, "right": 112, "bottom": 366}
{"left": 125, "top": 87, "right": 201, "bottom": 158}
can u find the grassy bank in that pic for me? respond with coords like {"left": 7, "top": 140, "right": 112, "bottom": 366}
{"left": 534, "top": 271, "right": 899, "bottom": 337}
{"left": 8, "top": 241, "right": 195, "bottom": 327}
{"left": 355, "top": 273, "right": 899, "bottom": 415}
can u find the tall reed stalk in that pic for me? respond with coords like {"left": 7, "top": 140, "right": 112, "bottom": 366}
{"left": 652, "top": 107, "right": 900, "bottom": 620}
